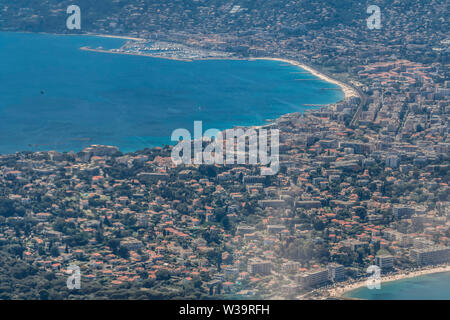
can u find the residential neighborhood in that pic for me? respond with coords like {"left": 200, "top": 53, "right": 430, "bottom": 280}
{"left": 0, "top": 0, "right": 448, "bottom": 300}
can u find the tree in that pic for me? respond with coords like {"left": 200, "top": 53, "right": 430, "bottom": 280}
{"left": 207, "top": 249, "right": 223, "bottom": 272}
{"left": 50, "top": 246, "right": 60, "bottom": 257}
{"left": 95, "top": 230, "right": 105, "bottom": 243}
{"left": 313, "top": 219, "right": 325, "bottom": 231}
{"left": 0, "top": 198, "right": 15, "bottom": 217}
{"left": 8, "top": 244, "right": 24, "bottom": 258}
{"left": 354, "top": 207, "right": 367, "bottom": 220}
{"left": 199, "top": 165, "right": 217, "bottom": 178}
{"left": 118, "top": 246, "right": 130, "bottom": 259}
{"left": 107, "top": 239, "right": 120, "bottom": 252}
{"left": 156, "top": 270, "right": 171, "bottom": 281}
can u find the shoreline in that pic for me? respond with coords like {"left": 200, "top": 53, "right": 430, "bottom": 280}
{"left": 250, "top": 58, "right": 359, "bottom": 100}
{"left": 2, "top": 30, "right": 146, "bottom": 42}
{"left": 84, "top": 33, "right": 146, "bottom": 42}
{"left": 79, "top": 46, "right": 359, "bottom": 101}
{"left": 73, "top": 32, "right": 360, "bottom": 102}
{"left": 0, "top": 31, "right": 359, "bottom": 156}
{"left": 79, "top": 46, "right": 192, "bottom": 62}
{"left": 327, "top": 264, "right": 450, "bottom": 299}
{"left": 1, "top": 30, "right": 361, "bottom": 104}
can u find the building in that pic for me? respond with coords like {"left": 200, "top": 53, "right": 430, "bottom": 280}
{"left": 247, "top": 259, "right": 272, "bottom": 276}
{"left": 120, "top": 237, "right": 143, "bottom": 251}
{"left": 237, "top": 225, "right": 255, "bottom": 235}
{"left": 413, "top": 238, "right": 435, "bottom": 249}
{"left": 244, "top": 233, "right": 259, "bottom": 241}
{"left": 393, "top": 205, "right": 416, "bottom": 219}
{"left": 294, "top": 201, "right": 322, "bottom": 209}
{"left": 243, "top": 175, "right": 267, "bottom": 184}
{"left": 258, "top": 199, "right": 285, "bottom": 209}
{"left": 137, "top": 172, "right": 169, "bottom": 183}
{"left": 411, "top": 246, "right": 450, "bottom": 266}
{"left": 342, "top": 239, "right": 369, "bottom": 251}
{"left": 267, "top": 225, "right": 286, "bottom": 234}
{"left": 297, "top": 268, "right": 329, "bottom": 288}
{"left": 386, "top": 155, "right": 399, "bottom": 168}
{"left": 281, "top": 261, "right": 301, "bottom": 274}
{"left": 328, "top": 263, "right": 345, "bottom": 282}
{"left": 375, "top": 255, "right": 394, "bottom": 271}
{"left": 136, "top": 213, "right": 151, "bottom": 227}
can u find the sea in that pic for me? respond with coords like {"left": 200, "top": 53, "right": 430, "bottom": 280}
{"left": 343, "top": 271, "right": 450, "bottom": 300}
{"left": 0, "top": 31, "right": 344, "bottom": 154}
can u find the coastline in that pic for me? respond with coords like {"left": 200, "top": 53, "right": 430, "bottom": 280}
{"left": 327, "top": 264, "right": 450, "bottom": 299}
{"left": 1, "top": 33, "right": 448, "bottom": 301}
{"left": 79, "top": 46, "right": 192, "bottom": 61}
{"left": 79, "top": 44, "right": 359, "bottom": 101}
{"left": 250, "top": 58, "right": 359, "bottom": 100}
{"left": 3, "top": 30, "right": 146, "bottom": 42}
{"left": 74, "top": 32, "right": 359, "bottom": 101}
{"left": 4, "top": 30, "right": 361, "bottom": 103}
{"left": 0, "top": 31, "right": 359, "bottom": 155}
{"left": 84, "top": 32, "right": 145, "bottom": 42}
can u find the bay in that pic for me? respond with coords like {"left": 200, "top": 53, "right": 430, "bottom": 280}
{"left": 344, "top": 271, "right": 450, "bottom": 300}
{"left": 0, "top": 32, "right": 343, "bottom": 154}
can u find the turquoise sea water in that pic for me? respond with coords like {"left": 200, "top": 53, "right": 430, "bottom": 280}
{"left": 0, "top": 32, "right": 343, "bottom": 154}
{"left": 344, "top": 272, "right": 450, "bottom": 300}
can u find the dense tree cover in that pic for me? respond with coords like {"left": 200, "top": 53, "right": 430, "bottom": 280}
{"left": 0, "top": 198, "right": 25, "bottom": 218}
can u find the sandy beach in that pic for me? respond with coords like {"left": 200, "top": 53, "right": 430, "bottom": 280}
{"left": 327, "top": 264, "right": 450, "bottom": 299}
{"left": 251, "top": 57, "right": 359, "bottom": 100}
{"left": 76, "top": 33, "right": 360, "bottom": 101}
{"left": 78, "top": 42, "right": 359, "bottom": 102}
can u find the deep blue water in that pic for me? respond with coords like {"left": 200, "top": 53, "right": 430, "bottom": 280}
{"left": 344, "top": 272, "right": 450, "bottom": 300}
{"left": 0, "top": 32, "right": 343, "bottom": 154}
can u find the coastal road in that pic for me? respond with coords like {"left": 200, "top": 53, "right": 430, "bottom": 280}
{"left": 350, "top": 86, "right": 368, "bottom": 127}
